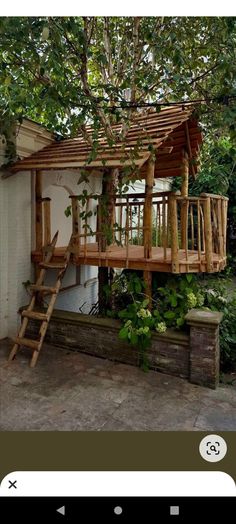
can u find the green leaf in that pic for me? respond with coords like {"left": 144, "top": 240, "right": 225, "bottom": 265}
{"left": 119, "top": 327, "right": 128, "bottom": 340}
{"left": 186, "top": 275, "right": 193, "bottom": 283}
{"left": 164, "top": 311, "right": 176, "bottom": 320}
{"left": 130, "top": 333, "right": 138, "bottom": 345}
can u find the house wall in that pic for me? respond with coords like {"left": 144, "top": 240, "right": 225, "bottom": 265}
{"left": 0, "top": 120, "right": 53, "bottom": 339}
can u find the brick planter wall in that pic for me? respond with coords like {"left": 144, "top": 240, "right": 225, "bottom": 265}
{"left": 26, "top": 308, "right": 223, "bottom": 388}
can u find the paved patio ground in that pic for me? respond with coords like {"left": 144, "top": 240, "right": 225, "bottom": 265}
{"left": 0, "top": 338, "right": 236, "bottom": 431}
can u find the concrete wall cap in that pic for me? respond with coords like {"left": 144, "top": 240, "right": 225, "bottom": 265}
{"left": 185, "top": 309, "right": 223, "bottom": 326}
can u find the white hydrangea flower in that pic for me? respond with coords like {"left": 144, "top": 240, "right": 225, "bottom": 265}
{"left": 187, "top": 292, "right": 197, "bottom": 309}
{"left": 137, "top": 308, "right": 152, "bottom": 319}
{"left": 155, "top": 322, "right": 167, "bottom": 334}
{"left": 197, "top": 293, "right": 205, "bottom": 307}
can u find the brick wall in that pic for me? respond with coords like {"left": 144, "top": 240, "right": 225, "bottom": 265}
{"left": 27, "top": 308, "right": 222, "bottom": 388}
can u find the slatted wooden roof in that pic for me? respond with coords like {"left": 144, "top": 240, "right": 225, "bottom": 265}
{"left": 11, "top": 105, "right": 202, "bottom": 177}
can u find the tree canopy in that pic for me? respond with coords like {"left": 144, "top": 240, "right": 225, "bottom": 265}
{"left": 0, "top": 16, "right": 236, "bottom": 143}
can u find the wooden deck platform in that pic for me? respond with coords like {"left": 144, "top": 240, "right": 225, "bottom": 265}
{"left": 32, "top": 243, "right": 226, "bottom": 273}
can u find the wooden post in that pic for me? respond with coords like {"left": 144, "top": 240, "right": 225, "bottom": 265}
{"left": 169, "top": 194, "right": 179, "bottom": 273}
{"left": 180, "top": 150, "right": 189, "bottom": 250}
{"left": 35, "top": 170, "right": 43, "bottom": 251}
{"left": 43, "top": 198, "right": 51, "bottom": 246}
{"left": 35, "top": 170, "right": 43, "bottom": 284}
{"left": 202, "top": 196, "right": 213, "bottom": 272}
{"left": 143, "top": 157, "right": 155, "bottom": 308}
{"left": 143, "top": 157, "right": 155, "bottom": 259}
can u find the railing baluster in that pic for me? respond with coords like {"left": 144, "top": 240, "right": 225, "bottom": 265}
{"left": 137, "top": 204, "right": 141, "bottom": 245}
{"left": 185, "top": 201, "right": 189, "bottom": 263}
{"left": 155, "top": 202, "right": 158, "bottom": 247}
{"left": 125, "top": 197, "right": 129, "bottom": 267}
{"left": 163, "top": 196, "right": 167, "bottom": 261}
{"left": 217, "top": 199, "right": 223, "bottom": 258}
{"left": 197, "top": 200, "right": 201, "bottom": 264}
{"left": 190, "top": 204, "right": 194, "bottom": 250}
{"left": 169, "top": 194, "right": 179, "bottom": 273}
{"left": 202, "top": 195, "right": 213, "bottom": 272}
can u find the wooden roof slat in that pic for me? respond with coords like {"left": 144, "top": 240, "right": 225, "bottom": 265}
{"left": 11, "top": 106, "right": 202, "bottom": 173}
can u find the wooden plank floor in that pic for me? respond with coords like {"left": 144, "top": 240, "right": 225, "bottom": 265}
{"left": 32, "top": 243, "right": 226, "bottom": 273}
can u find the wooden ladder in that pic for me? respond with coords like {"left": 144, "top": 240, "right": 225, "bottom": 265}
{"left": 9, "top": 231, "right": 72, "bottom": 368}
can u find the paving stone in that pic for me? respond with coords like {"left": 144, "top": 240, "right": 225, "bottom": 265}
{"left": 0, "top": 339, "right": 235, "bottom": 431}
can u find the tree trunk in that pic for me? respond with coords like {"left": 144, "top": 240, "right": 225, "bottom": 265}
{"left": 98, "top": 169, "right": 117, "bottom": 313}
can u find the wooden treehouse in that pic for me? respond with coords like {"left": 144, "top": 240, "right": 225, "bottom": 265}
{"left": 9, "top": 105, "right": 228, "bottom": 366}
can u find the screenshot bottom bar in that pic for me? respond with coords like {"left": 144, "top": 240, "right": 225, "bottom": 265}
{"left": 0, "top": 497, "right": 235, "bottom": 521}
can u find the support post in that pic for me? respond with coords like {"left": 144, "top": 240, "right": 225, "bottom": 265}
{"left": 143, "top": 157, "right": 155, "bottom": 307}
{"left": 143, "top": 157, "right": 155, "bottom": 259}
{"left": 35, "top": 170, "right": 43, "bottom": 283}
{"left": 180, "top": 150, "right": 189, "bottom": 250}
{"left": 35, "top": 170, "right": 43, "bottom": 251}
{"left": 186, "top": 309, "right": 223, "bottom": 389}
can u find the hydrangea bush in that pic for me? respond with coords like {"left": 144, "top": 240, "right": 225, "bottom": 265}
{"left": 114, "top": 272, "right": 236, "bottom": 372}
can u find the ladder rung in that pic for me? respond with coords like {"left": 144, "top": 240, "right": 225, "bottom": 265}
{"left": 21, "top": 310, "right": 49, "bottom": 321}
{"left": 39, "top": 262, "right": 66, "bottom": 269}
{"left": 30, "top": 285, "right": 58, "bottom": 294}
{"left": 13, "top": 337, "right": 40, "bottom": 350}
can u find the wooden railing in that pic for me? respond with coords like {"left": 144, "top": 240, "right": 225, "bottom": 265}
{"left": 41, "top": 191, "right": 228, "bottom": 273}
{"left": 173, "top": 192, "right": 228, "bottom": 272}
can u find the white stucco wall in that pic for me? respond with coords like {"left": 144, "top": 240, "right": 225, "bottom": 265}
{"left": 0, "top": 120, "right": 54, "bottom": 339}
{"left": 0, "top": 171, "right": 33, "bottom": 338}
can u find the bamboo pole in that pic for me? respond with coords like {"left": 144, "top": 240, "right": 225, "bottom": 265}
{"left": 125, "top": 196, "right": 129, "bottom": 267}
{"left": 143, "top": 157, "right": 155, "bottom": 259}
{"left": 200, "top": 205, "right": 205, "bottom": 252}
{"left": 34, "top": 170, "right": 43, "bottom": 284}
{"left": 180, "top": 150, "right": 189, "bottom": 251}
{"left": 217, "top": 199, "right": 224, "bottom": 258}
{"left": 185, "top": 200, "right": 189, "bottom": 262}
{"left": 138, "top": 205, "right": 141, "bottom": 245}
{"left": 221, "top": 199, "right": 227, "bottom": 257}
{"left": 169, "top": 194, "right": 179, "bottom": 273}
{"left": 202, "top": 196, "right": 213, "bottom": 272}
{"left": 163, "top": 196, "right": 167, "bottom": 261}
{"left": 43, "top": 198, "right": 51, "bottom": 246}
{"left": 155, "top": 202, "right": 158, "bottom": 247}
{"left": 190, "top": 204, "right": 194, "bottom": 250}
{"left": 197, "top": 200, "right": 201, "bottom": 264}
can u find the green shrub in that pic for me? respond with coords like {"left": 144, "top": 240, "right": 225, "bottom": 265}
{"left": 110, "top": 270, "right": 236, "bottom": 373}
